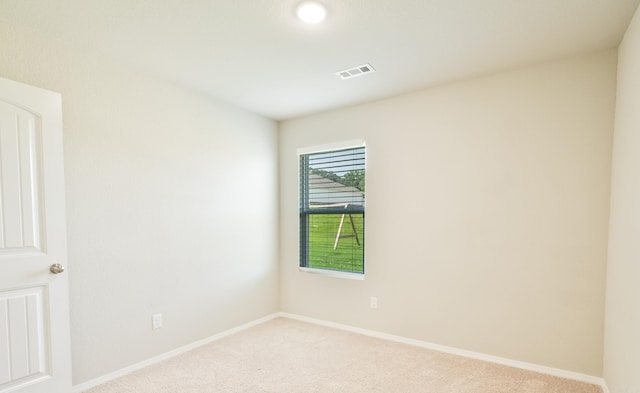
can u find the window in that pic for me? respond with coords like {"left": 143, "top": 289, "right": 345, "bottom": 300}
{"left": 299, "top": 143, "right": 366, "bottom": 275}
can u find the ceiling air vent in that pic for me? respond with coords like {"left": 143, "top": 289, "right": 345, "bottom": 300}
{"left": 336, "top": 64, "right": 376, "bottom": 80}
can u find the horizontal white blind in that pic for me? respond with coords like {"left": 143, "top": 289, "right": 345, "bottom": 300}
{"left": 297, "top": 139, "right": 365, "bottom": 156}
{"left": 299, "top": 146, "right": 366, "bottom": 274}
{"left": 300, "top": 147, "right": 366, "bottom": 213}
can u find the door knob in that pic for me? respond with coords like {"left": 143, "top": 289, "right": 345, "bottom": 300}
{"left": 50, "top": 264, "right": 65, "bottom": 274}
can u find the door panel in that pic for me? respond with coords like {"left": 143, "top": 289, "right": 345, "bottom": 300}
{"left": 0, "top": 287, "right": 47, "bottom": 385}
{"left": 0, "top": 77, "right": 71, "bottom": 393}
{"left": 0, "top": 102, "right": 44, "bottom": 254}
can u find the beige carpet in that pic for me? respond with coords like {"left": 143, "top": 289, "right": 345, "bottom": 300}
{"left": 84, "top": 318, "right": 602, "bottom": 393}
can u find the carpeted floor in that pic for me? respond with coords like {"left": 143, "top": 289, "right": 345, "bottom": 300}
{"left": 84, "top": 318, "right": 602, "bottom": 393}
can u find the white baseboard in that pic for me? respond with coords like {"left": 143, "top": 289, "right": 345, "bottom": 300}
{"left": 72, "top": 311, "right": 608, "bottom": 393}
{"left": 278, "top": 312, "right": 606, "bottom": 389}
{"left": 71, "top": 313, "right": 280, "bottom": 393}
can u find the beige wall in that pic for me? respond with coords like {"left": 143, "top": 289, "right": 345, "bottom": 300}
{"left": 604, "top": 4, "right": 640, "bottom": 392}
{"left": 280, "top": 51, "right": 616, "bottom": 376}
{"left": 0, "top": 23, "right": 280, "bottom": 384}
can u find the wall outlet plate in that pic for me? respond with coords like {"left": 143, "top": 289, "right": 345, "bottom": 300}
{"left": 152, "top": 313, "right": 163, "bottom": 330}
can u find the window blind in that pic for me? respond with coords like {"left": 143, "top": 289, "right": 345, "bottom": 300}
{"left": 299, "top": 146, "right": 366, "bottom": 274}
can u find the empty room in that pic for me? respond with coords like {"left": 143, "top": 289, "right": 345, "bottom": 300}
{"left": 1, "top": 0, "right": 639, "bottom": 392}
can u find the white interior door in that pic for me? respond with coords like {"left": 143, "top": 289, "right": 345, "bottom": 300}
{"left": 0, "top": 77, "right": 71, "bottom": 393}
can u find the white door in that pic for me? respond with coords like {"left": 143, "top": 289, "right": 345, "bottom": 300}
{"left": 0, "top": 77, "right": 71, "bottom": 393}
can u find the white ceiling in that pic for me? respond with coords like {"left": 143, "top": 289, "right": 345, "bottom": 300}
{"left": 1, "top": 0, "right": 639, "bottom": 120}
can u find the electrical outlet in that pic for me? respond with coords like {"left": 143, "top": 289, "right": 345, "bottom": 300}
{"left": 370, "top": 297, "right": 378, "bottom": 309}
{"left": 152, "top": 313, "right": 163, "bottom": 330}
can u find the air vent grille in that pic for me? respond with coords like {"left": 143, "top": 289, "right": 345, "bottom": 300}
{"left": 336, "top": 64, "right": 375, "bottom": 80}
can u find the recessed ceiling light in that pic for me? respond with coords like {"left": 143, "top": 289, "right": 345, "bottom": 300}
{"left": 296, "top": 1, "right": 327, "bottom": 24}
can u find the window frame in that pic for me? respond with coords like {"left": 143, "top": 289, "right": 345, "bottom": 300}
{"left": 298, "top": 140, "right": 366, "bottom": 279}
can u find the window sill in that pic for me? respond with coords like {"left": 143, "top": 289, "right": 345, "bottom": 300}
{"left": 298, "top": 267, "right": 365, "bottom": 280}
